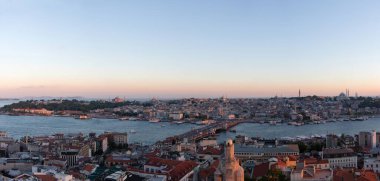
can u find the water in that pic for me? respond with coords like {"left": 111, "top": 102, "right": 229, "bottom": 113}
{"left": 1, "top": 100, "right": 380, "bottom": 145}
{"left": 0, "top": 115, "right": 201, "bottom": 145}
{"left": 217, "top": 118, "right": 380, "bottom": 143}
{"left": 0, "top": 100, "right": 19, "bottom": 107}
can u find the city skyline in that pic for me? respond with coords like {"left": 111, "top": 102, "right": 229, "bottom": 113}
{"left": 1, "top": 1, "right": 380, "bottom": 98}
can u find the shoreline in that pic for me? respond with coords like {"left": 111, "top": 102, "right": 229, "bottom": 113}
{"left": 1, "top": 112, "right": 379, "bottom": 125}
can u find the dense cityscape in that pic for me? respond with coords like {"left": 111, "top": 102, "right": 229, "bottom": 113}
{"left": 2, "top": 0, "right": 380, "bottom": 180}
{"left": 0, "top": 93, "right": 380, "bottom": 180}
{"left": 1, "top": 92, "right": 380, "bottom": 124}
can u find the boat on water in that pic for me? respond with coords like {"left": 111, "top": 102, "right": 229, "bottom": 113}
{"left": 259, "top": 121, "right": 265, "bottom": 124}
{"left": 149, "top": 118, "right": 160, "bottom": 123}
{"left": 353, "top": 117, "right": 368, "bottom": 121}
{"left": 269, "top": 121, "right": 277, "bottom": 126}
{"left": 295, "top": 122, "right": 304, "bottom": 126}
{"left": 288, "top": 122, "right": 297, "bottom": 126}
{"left": 76, "top": 115, "right": 91, "bottom": 120}
{"left": 119, "top": 117, "right": 129, "bottom": 121}
{"left": 130, "top": 129, "right": 137, "bottom": 133}
{"left": 176, "top": 121, "right": 184, "bottom": 124}
{"left": 160, "top": 124, "right": 166, "bottom": 127}
{"left": 229, "top": 129, "right": 237, "bottom": 133}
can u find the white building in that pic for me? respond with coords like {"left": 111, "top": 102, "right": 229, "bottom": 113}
{"left": 169, "top": 113, "right": 183, "bottom": 120}
{"left": 112, "top": 132, "right": 128, "bottom": 146}
{"left": 364, "top": 156, "right": 380, "bottom": 174}
{"left": 322, "top": 148, "right": 357, "bottom": 168}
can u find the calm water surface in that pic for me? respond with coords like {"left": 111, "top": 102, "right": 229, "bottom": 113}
{"left": 1, "top": 101, "right": 380, "bottom": 145}
{"left": 0, "top": 115, "right": 201, "bottom": 145}
{"left": 218, "top": 117, "right": 380, "bottom": 143}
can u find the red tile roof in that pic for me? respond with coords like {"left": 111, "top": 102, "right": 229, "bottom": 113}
{"left": 333, "top": 169, "right": 377, "bottom": 181}
{"left": 253, "top": 162, "right": 270, "bottom": 178}
{"left": 34, "top": 174, "right": 57, "bottom": 181}
{"left": 197, "top": 146, "right": 222, "bottom": 155}
{"left": 145, "top": 157, "right": 198, "bottom": 181}
{"left": 199, "top": 160, "right": 220, "bottom": 179}
{"left": 304, "top": 158, "right": 329, "bottom": 165}
{"left": 83, "top": 164, "right": 96, "bottom": 173}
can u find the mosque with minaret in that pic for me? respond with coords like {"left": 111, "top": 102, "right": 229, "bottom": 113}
{"left": 214, "top": 139, "right": 244, "bottom": 181}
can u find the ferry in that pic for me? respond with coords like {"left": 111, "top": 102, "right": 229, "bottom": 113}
{"left": 149, "top": 118, "right": 160, "bottom": 123}
{"left": 295, "top": 122, "right": 304, "bottom": 126}
{"left": 269, "top": 121, "right": 277, "bottom": 126}
{"left": 288, "top": 122, "right": 297, "bottom": 126}
{"left": 119, "top": 117, "right": 129, "bottom": 121}
{"left": 130, "top": 129, "right": 137, "bottom": 134}
{"left": 76, "top": 115, "right": 91, "bottom": 120}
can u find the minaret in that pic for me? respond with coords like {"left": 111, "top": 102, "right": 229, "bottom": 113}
{"left": 299, "top": 89, "right": 301, "bottom": 98}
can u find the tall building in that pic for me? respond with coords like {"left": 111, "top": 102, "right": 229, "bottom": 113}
{"left": 326, "top": 134, "right": 339, "bottom": 148}
{"left": 359, "top": 132, "right": 372, "bottom": 148}
{"left": 372, "top": 130, "right": 377, "bottom": 149}
{"left": 214, "top": 139, "right": 244, "bottom": 181}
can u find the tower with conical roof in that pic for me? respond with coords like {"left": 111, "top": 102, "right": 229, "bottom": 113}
{"left": 214, "top": 139, "right": 244, "bottom": 181}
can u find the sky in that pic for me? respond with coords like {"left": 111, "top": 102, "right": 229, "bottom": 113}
{"left": 0, "top": 0, "right": 379, "bottom": 98}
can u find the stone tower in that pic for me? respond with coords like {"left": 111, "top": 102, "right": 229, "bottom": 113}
{"left": 215, "top": 139, "right": 244, "bottom": 181}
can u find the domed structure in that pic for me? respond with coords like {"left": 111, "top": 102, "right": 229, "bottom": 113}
{"left": 214, "top": 139, "right": 244, "bottom": 181}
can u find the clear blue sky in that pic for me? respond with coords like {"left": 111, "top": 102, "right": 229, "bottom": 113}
{"left": 0, "top": 0, "right": 379, "bottom": 98}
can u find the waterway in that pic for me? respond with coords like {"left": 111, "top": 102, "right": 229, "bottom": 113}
{"left": 0, "top": 115, "right": 203, "bottom": 145}
{"left": 1, "top": 100, "right": 380, "bottom": 145}
{"left": 217, "top": 117, "right": 380, "bottom": 143}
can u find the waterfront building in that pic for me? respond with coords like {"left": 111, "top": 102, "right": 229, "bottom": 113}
{"left": 234, "top": 144, "right": 299, "bottom": 163}
{"left": 322, "top": 148, "right": 357, "bottom": 168}
{"left": 326, "top": 134, "right": 339, "bottom": 148}
{"left": 359, "top": 131, "right": 377, "bottom": 148}
{"left": 111, "top": 132, "right": 129, "bottom": 147}
{"left": 12, "top": 108, "right": 53, "bottom": 116}
{"left": 214, "top": 139, "right": 244, "bottom": 181}
{"left": 169, "top": 112, "right": 184, "bottom": 120}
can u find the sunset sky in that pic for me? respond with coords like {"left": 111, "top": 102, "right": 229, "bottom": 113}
{"left": 0, "top": 1, "right": 379, "bottom": 98}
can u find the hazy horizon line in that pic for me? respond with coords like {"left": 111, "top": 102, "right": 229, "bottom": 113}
{"left": 1, "top": 94, "right": 379, "bottom": 101}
